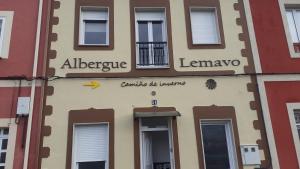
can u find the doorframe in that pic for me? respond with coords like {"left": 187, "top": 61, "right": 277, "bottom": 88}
{"left": 139, "top": 117, "right": 174, "bottom": 169}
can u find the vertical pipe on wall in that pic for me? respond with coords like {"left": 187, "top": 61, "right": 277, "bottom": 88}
{"left": 22, "top": 0, "right": 44, "bottom": 168}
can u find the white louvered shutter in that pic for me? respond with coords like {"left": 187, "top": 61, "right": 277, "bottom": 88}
{"left": 74, "top": 124, "right": 108, "bottom": 163}
{"left": 190, "top": 9, "right": 220, "bottom": 44}
{"left": 81, "top": 9, "right": 108, "bottom": 21}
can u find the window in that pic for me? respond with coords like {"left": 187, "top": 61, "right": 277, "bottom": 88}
{"left": 135, "top": 9, "right": 169, "bottom": 68}
{"left": 193, "top": 106, "right": 243, "bottom": 169}
{"left": 67, "top": 109, "right": 114, "bottom": 169}
{"left": 0, "top": 128, "right": 9, "bottom": 169}
{"left": 0, "top": 18, "right": 4, "bottom": 55}
{"left": 190, "top": 8, "right": 220, "bottom": 44}
{"left": 294, "top": 110, "right": 300, "bottom": 139}
{"left": 200, "top": 121, "right": 237, "bottom": 169}
{"left": 72, "top": 124, "right": 109, "bottom": 169}
{"left": 0, "top": 11, "right": 13, "bottom": 59}
{"left": 79, "top": 7, "right": 109, "bottom": 46}
{"left": 287, "top": 104, "right": 300, "bottom": 164}
{"left": 286, "top": 9, "right": 300, "bottom": 52}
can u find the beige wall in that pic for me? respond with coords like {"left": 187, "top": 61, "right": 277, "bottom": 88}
{"left": 50, "top": 0, "right": 247, "bottom": 76}
{"left": 43, "top": 0, "right": 264, "bottom": 168}
{"left": 41, "top": 76, "right": 263, "bottom": 169}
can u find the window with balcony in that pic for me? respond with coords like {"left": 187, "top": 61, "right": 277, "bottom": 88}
{"left": 286, "top": 9, "right": 300, "bottom": 53}
{"left": 135, "top": 9, "right": 169, "bottom": 68}
{"left": 79, "top": 7, "right": 109, "bottom": 46}
{"left": 190, "top": 8, "right": 220, "bottom": 45}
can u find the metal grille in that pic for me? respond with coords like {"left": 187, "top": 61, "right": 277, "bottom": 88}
{"left": 136, "top": 42, "right": 169, "bottom": 67}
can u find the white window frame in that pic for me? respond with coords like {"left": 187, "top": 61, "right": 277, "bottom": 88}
{"left": 71, "top": 122, "right": 109, "bottom": 169}
{"left": 286, "top": 103, "right": 300, "bottom": 163}
{"left": 189, "top": 7, "right": 221, "bottom": 45}
{"left": 139, "top": 117, "right": 175, "bottom": 169}
{"left": 286, "top": 9, "right": 300, "bottom": 43}
{"left": 0, "top": 17, "right": 5, "bottom": 56}
{"left": 0, "top": 119, "right": 17, "bottom": 169}
{"left": 134, "top": 8, "right": 170, "bottom": 69}
{"left": 79, "top": 7, "right": 109, "bottom": 46}
{"left": 0, "top": 11, "right": 13, "bottom": 59}
{"left": 200, "top": 120, "right": 238, "bottom": 169}
{"left": 278, "top": 1, "right": 300, "bottom": 58}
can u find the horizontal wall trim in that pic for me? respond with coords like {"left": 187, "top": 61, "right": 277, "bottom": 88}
{"left": 0, "top": 80, "right": 43, "bottom": 87}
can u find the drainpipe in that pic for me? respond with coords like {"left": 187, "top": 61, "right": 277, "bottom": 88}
{"left": 22, "top": 0, "right": 44, "bottom": 168}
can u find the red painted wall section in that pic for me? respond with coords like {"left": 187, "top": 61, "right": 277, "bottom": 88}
{"left": 37, "top": 0, "right": 50, "bottom": 77}
{"left": 0, "top": 87, "right": 31, "bottom": 118}
{"left": 249, "top": 0, "right": 300, "bottom": 73}
{"left": 28, "top": 87, "right": 42, "bottom": 169}
{"left": 13, "top": 87, "right": 42, "bottom": 169}
{"left": 0, "top": 86, "right": 42, "bottom": 169}
{"left": 0, "top": 0, "right": 39, "bottom": 77}
{"left": 12, "top": 118, "right": 26, "bottom": 169}
{"left": 265, "top": 81, "right": 300, "bottom": 169}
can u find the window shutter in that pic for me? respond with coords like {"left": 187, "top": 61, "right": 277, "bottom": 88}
{"left": 74, "top": 124, "right": 108, "bottom": 163}
{"left": 85, "top": 21, "right": 106, "bottom": 33}
{"left": 81, "top": 9, "right": 108, "bottom": 21}
{"left": 190, "top": 9, "right": 219, "bottom": 44}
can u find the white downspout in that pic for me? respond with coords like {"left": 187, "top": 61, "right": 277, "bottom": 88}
{"left": 23, "top": 0, "right": 44, "bottom": 168}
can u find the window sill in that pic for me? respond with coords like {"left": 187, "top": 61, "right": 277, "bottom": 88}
{"left": 188, "top": 43, "right": 225, "bottom": 49}
{"left": 78, "top": 44, "right": 109, "bottom": 47}
{"left": 74, "top": 44, "right": 114, "bottom": 50}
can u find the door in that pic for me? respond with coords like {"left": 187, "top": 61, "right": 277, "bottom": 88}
{"left": 142, "top": 132, "right": 153, "bottom": 169}
{"left": 140, "top": 117, "right": 174, "bottom": 169}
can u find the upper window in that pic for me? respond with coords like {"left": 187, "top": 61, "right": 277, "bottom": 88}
{"left": 79, "top": 7, "right": 109, "bottom": 46}
{"left": 190, "top": 8, "right": 220, "bottom": 45}
{"left": 191, "top": 8, "right": 220, "bottom": 44}
{"left": 72, "top": 124, "right": 109, "bottom": 169}
{"left": 0, "top": 128, "right": 9, "bottom": 169}
{"left": 0, "top": 11, "right": 13, "bottom": 59}
{"left": 200, "top": 120, "right": 237, "bottom": 169}
{"left": 184, "top": 0, "right": 225, "bottom": 49}
{"left": 135, "top": 9, "right": 169, "bottom": 68}
{"left": 286, "top": 9, "right": 300, "bottom": 53}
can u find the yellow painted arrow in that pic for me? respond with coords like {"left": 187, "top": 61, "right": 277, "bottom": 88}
{"left": 83, "top": 81, "right": 100, "bottom": 89}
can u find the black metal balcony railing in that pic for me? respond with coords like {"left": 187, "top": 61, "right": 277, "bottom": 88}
{"left": 136, "top": 42, "right": 169, "bottom": 67}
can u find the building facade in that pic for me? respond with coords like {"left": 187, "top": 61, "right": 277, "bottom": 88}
{"left": 0, "top": 0, "right": 48, "bottom": 169}
{"left": 249, "top": 0, "right": 300, "bottom": 169}
{"left": 39, "top": 0, "right": 271, "bottom": 169}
